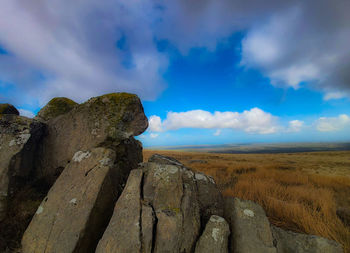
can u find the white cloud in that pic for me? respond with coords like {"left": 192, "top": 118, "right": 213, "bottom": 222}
{"left": 287, "top": 120, "right": 304, "bottom": 132}
{"left": 148, "top": 115, "right": 163, "bottom": 132}
{"left": 316, "top": 114, "right": 350, "bottom": 132}
{"left": 150, "top": 133, "right": 159, "bottom": 138}
{"left": 241, "top": 4, "right": 350, "bottom": 97}
{"left": 149, "top": 108, "right": 279, "bottom": 134}
{"left": 213, "top": 129, "right": 221, "bottom": 136}
{"left": 0, "top": 0, "right": 167, "bottom": 104}
{"left": 1, "top": 0, "right": 350, "bottom": 104}
{"left": 18, "top": 108, "right": 35, "bottom": 118}
{"left": 324, "top": 92, "right": 347, "bottom": 101}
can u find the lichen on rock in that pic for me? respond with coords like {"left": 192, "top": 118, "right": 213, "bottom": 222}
{"left": 36, "top": 97, "right": 78, "bottom": 121}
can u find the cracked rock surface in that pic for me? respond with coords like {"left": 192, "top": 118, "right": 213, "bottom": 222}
{"left": 22, "top": 148, "right": 120, "bottom": 253}
{"left": 95, "top": 155, "right": 226, "bottom": 253}
{"left": 0, "top": 114, "right": 45, "bottom": 221}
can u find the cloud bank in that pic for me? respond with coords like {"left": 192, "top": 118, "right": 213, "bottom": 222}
{"left": 0, "top": 0, "right": 349, "bottom": 104}
{"left": 149, "top": 110, "right": 350, "bottom": 135}
{"left": 149, "top": 108, "right": 279, "bottom": 134}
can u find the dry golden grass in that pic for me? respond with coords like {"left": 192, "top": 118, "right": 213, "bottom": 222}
{"left": 144, "top": 150, "right": 350, "bottom": 252}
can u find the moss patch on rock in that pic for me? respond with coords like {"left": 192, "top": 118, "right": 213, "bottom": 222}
{"left": 0, "top": 103, "right": 19, "bottom": 115}
{"left": 83, "top": 93, "right": 145, "bottom": 139}
{"left": 37, "top": 97, "right": 78, "bottom": 121}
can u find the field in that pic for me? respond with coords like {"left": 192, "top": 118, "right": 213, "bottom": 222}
{"left": 144, "top": 150, "right": 350, "bottom": 251}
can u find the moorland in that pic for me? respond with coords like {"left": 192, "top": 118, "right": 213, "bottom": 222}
{"left": 144, "top": 149, "right": 350, "bottom": 251}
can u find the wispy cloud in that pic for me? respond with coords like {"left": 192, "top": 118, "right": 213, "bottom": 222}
{"left": 18, "top": 108, "right": 35, "bottom": 118}
{"left": 316, "top": 114, "right": 350, "bottom": 132}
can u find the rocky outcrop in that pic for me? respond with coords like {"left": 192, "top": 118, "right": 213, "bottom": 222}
{"left": 95, "top": 155, "right": 226, "bottom": 253}
{"left": 0, "top": 103, "right": 19, "bottom": 115}
{"left": 35, "top": 97, "right": 78, "bottom": 121}
{"left": 0, "top": 95, "right": 345, "bottom": 253}
{"left": 272, "top": 225, "right": 343, "bottom": 253}
{"left": 0, "top": 93, "right": 146, "bottom": 252}
{"left": 0, "top": 114, "right": 45, "bottom": 221}
{"left": 195, "top": 215, "right": 230, "bottom": 253}
{"left": 36, "top": 93, "right": 148, "bottom": 184}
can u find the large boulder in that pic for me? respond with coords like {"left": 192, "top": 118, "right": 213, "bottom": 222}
{"left": 148, "top": 154, "right": 224, "bottom": 224}
{"left": 148, "top": 154, "right": 184, "bottom": 166}
{"left": 194, "top": 215, "right": 230, "bottom": 253}
{"left": 143, "top": 161, "right": 201, "bottom": 253}
{"left": 22, "top": 147, "right": 133, "bottom": 253}
{"left": 36, "top": 93, "right": 148, "bottom": 184}
{"left": 0, "top": 115, "right": 45, "bottom": 221}
{"left": 0, "top": 103, "right": 19, "bottom": 115}
{"left": 96, "top": 155, "right": 225, "bottom": 253}
{"left": 35, "top": 97, "right": 78, "bottom": 121}
{"left": 224, "top": 197, "right": 277, "bottom": 253}
{"left": 272, "top": 225, "right": 343, "bottom": 253}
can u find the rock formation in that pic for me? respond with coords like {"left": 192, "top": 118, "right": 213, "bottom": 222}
{"left": 0, "top": 95, "right": 344, "bottom": 253}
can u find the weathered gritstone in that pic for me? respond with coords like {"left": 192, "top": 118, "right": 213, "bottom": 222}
{"left": 35, "top": 97, "right": 78, "bottom": 122}
{"left": 0, "top": 114, "right": 45, "bottom": 221}
{"left": 272, "top": 225, "right": 343, "bottom": 253}
{"left": 22, "top": 148, "right": 125, "bottom": 253}
{"left": 36, "top": 92, "right": 148, "bottom": 184}
{"left": 96, "top": 169, "right": 143, "bottom": 253}
{"left": 195, "top": 215, "right": 230, "bottom": 253}
{"left": 224, "top": 197, "right": 277, "bottom": 253}
{"left": 96, "top": 155, "right": 224, "bottom": 253}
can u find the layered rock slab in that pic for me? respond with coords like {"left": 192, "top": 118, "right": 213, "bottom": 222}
{"left": 96, "top": 155, "right": 215, "bottom": 253}
{"left": 272, "top": 225, "right": 343, "bottom": 253}
{"left": 224, "top": 197, "right": 277, "bottom": 253}
{"left": 36, "top": 93, "right": 148, "bottom": 184}
{"left": 96, "top": 169, "right": 143, "bottom": 253}
{"left": 195, "top": 215, "right": 230, "bottom": 253}
{"left": 22, "top": 147, "right": 124, "bottom": 253}
{"left": 143, "top": 161, "right": 201, "bottom": 253}
{"left": 148, "top": 154, "right": 224, "bottom": 224}
{"left": 0, "top": 115, "right": 45, "bottom": 221}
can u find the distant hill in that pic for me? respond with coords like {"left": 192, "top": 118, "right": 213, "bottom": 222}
{"left": 146, "top": 142, "right": 350, "bottom": 154}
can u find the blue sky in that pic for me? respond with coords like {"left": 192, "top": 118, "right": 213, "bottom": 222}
{"left": 0, "top": 0, "right": 350, "bottom": 146}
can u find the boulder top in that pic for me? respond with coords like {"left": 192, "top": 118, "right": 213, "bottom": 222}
{"left": 36, "top": 97, "right": 78, "bottom": 121}
{"left": 0, "top": 103, "right": 19, "bottom": 116}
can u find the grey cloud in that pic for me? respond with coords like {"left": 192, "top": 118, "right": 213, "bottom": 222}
{"left": 0, "top": 0, "right": 167, "bottom": 105}
{"left": 0, "top": 0, "right": 349, "bottom": 105}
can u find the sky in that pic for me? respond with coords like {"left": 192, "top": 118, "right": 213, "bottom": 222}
{"left": 0, "top": 0, "right": 350, "bottom": 146}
